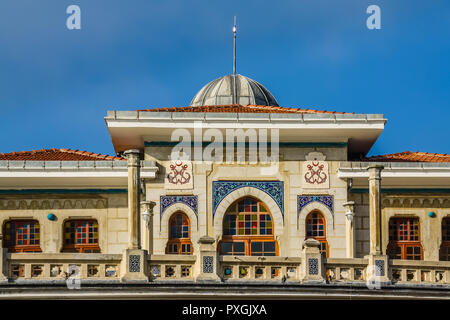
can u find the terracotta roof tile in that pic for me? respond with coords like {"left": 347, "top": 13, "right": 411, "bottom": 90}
{"left": 365, "top": 151, "right": 450, "bottom": 163}
{"left": 138, "top": 104, "right": 351, "bottom": 114}
{"left": 0, "top": 148, "right": 124, "bottom": 161}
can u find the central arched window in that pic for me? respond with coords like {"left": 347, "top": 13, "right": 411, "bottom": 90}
{"left": 305, "top": 211, "right": 328, "bottom": 257}
{"left": 166, "top": 212, "right": 192, "bottom": 255}
{"left": 220, "top": 197, "right": 278, "bottom": 256}
{"left": 440, "top": 217, "right": 450, "bottom": 261}
{"left": 3, "top": 220, "right": 41, "bottom": 253}
{"left": 387, "top": 217, "right": 423, "bottom": 260}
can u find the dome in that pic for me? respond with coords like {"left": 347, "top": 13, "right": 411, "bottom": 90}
{"left": 190, "top": 74, "right": 279, "bottom": 107}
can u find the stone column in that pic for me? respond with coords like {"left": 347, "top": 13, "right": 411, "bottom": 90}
{"left": 141, "top": 201, "right": 156, "bottom": 254}
{"left": 300, "top": 238, "right": 325, "bottom": 283}
{"left": 343, "top": 201, "right": 356, "bottom": 258}
{"left": 120, "top": 149, "right": 148, "bottom": 282}
{"left": 366, "top": 164, "right": 390, "bottom": 284}
{"left": 0, "top": 234, "right": 7, "bottom": 280}
{"left": 124, "top": 149, "right": 141, "bottom": 250}
{"left": 368, "top": 164, "right": 383, "bottom": 255}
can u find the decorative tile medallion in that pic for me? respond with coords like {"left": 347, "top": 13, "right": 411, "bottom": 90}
{"left": 203, "top": 256, "right": 214, "bottom": 273}
{"left": 297, "top": 195, "right": 334, "bottom": 216}
{"left": 212, "top": 181, "right": 284, "bottom": 222}
{"left": 375, "top": 260, "right": 385, "bottom": 277}
{"left": 164, "top": 160, "right": 193, "bottom": 190}
{"left": 302, "top": 152, "right": 329, "bottom": 189}
{"left": 160, "top": 195, "right": 198, "bottom": 221}
{"left": 129, "top": 255, "right": 140, "bottom": 273}
{"left": 308, "top": 258, "right": 319, "bottom": 275}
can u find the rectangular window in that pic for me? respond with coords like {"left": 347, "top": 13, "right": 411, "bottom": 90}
{"left": 63, "top": 220, "right": 100, "bottom": 253}
{"left": 221, "top": 241, "right": 245, "bottom": 255}
{"left": 3, "top": 220, "right": 41, "bottom": 252}
{"left": 250, "top": 241, "right": 276, "bottom": 256}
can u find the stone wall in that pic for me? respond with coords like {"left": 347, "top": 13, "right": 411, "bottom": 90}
{"left": 0, "top": 193, "right": 128, "bottom": 254}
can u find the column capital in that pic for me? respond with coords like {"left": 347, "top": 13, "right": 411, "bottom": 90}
{"left": 368, "top": 164, "right": 384, "bottom": 180}
{"left": 367, "top": 164, "right": 384, "bottom": 171}
{"left": 123, "top": 149, "right": 141, "bottom": 156}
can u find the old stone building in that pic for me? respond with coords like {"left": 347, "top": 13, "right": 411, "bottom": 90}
{"left": 0, "top": 74, "right": 449, "bottom": 298}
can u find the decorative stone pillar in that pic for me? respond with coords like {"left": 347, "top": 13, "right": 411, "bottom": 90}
{"left": 368, "top": 165, "right": 383, "bottom": 255}
{"left": 124, "top": 149, "right": 141, "bottom": 250}
{"left": 0, "top": 234, "right": 7, "bottom": 280}
{"left": 195, "top": 236, "right": 220, "bottom": 282}
{"left": 343, "top": 201, "right": 356, "bottom": 258}
{"left": 141, "top": 201, "right": 156, "bottom": 254}
{"left": 365, "top": 165, "right": 390, "bottom": 284}
{"left": 300, "top": 238, "right": 325, "bottom": 282}
{"left": 121, "top": 149, "right": 148, "bottom": 282}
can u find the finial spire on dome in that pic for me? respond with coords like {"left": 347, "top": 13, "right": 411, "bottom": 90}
{"left": 233, "top": 16, "right": 237, "bottom": 76}
{"left": 232, "top": 16, "right": 237, "bottom": 104}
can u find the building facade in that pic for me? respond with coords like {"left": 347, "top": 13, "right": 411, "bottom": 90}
{"left": 0, "top": 74, "right": 449, "bottom": 298}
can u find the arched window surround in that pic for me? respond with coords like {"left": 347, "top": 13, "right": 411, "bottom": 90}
{"left": 219, "top": 197, "right": 279, "bottom": 256}
{"left": 165, "top": 212, "right": 193, "bottom": 255}
{"left": 305, "top": 210, "right": 329, "bottom": 258}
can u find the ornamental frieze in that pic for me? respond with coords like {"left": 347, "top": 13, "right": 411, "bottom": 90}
{"left": 298, "top": 195, "right": 334, "bottom": 215}
{"left": 382, "top": 196, "right": 450, "bottom": 208}
{"left": 212, "top": 180, "right": 284, "bottom": 222}
{"left": 160, "top": 195, "right": 198, "bottom": 220}
{"left": 0, "top": 199, "right": 108, "bottom": 210}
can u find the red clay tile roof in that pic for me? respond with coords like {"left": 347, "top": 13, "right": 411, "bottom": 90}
{"left": 365, "top": 151, "right": 450, "bottom": 163}
{"left": 138, "top": 104, "right": 350, "bottom": 114}
{"left": 0, "top": 148, "right": 124, "bottom": 161}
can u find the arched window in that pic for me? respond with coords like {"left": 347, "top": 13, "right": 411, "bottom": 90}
{"left": 387, "top": 217, "right": 423, "bottom": 260}
{"left": 62, "top": 220, "right": 100, "bottom": 253}
{"left": 305, "top": 211, "right": 328, "bottom": 257}
{"left": 166, "top": 212, "right": 192, "bottom": 255}
{"left": 3, "top": 220, "right": 41, "bottom": 253}
{"left": 220, "top": 197, "right": 278, "bottom": 256}
{"left": 440, "top": 217, "right": 450, "bottom": 261}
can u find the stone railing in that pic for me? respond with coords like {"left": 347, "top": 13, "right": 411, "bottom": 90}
{"left": 390, "top": 260, "right": 450, "bottom": 284}
{"left": 218, "top": 256, "right": 302, "bottom": 282}
{"left": 324, "top": 258, "right": 368, "bottom": 282}
{"left": 148, "top": 254, "right": 197, "bottom": 280}
{"left": 6, "top": 253, "right": 122, "bottom": 280}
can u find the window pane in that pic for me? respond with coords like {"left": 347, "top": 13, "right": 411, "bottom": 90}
{"left": 251, "top": 242, "right": 263, "bottom": 252}
{"left": 233, "top": 242, "right": 245, "bottom": 254}
{"left": 264, "top": 241, "right": 275, "bottom": 252}
{"left": 221, "top": 242, "right": 233, "bottom": 255}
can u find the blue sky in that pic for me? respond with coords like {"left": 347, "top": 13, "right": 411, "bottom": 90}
{"left": 0, "top": 0, "right": 449, "bottom": 157}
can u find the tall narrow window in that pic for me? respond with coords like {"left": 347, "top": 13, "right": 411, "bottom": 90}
{"left": 62, "top": 220, "right": 100, "bottom": 253}
{"left": 166, "top": 212, "right": 192, "bottom": 255}
{"left": 387, "top": 217, "right": 423, "bottom": 260}
{"left": 440, "top": 218, "right": 450, "bottom": 261}
{"left": 3, "top": 220, "right": 41, "bottom": 253}
{"left": 220, "top": 197, "right": 278, "bottom": 256}
{"left": 305, "top": 211, "right": 328, "bottom": 257}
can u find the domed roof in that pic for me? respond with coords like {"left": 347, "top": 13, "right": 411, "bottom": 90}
{"left": 190, "top": 74, "right": 279, "bottom": 107}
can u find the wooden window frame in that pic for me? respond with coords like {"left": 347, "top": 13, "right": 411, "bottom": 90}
{"left": 220, "top": 197, "right": 279, "bottom": 256}
{"left": 305, "top": 211, "right": 329, "bottom": 258}
{"left": 62, "top": 219, "right": 101, "bottom": 253}
{"left": 2, "top": 220, "right": 42, "bottom": 253}
{"left": 440, "top": 217, "right": 450, "bottom": 261}
{"left": 166, "top": 212, "right": 193, "bottom": 255}
{"left": 387, "top": 217, "right": 423, "bottom": 260}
